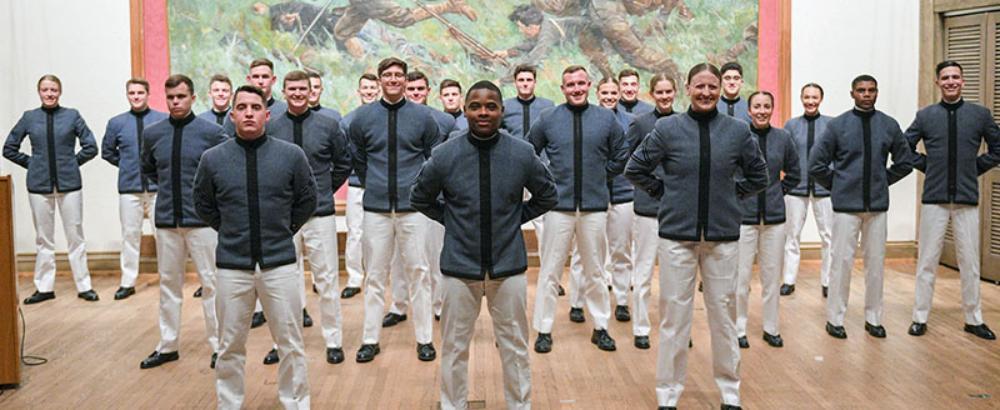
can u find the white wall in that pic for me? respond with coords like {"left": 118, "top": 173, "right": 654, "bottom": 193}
{"left": 791, "top": 0, "right": 920, "bottom": 242}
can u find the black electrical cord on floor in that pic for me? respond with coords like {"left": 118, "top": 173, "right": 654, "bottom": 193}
{"left": 18, "top": 307, "right": 47, "bottom": 366}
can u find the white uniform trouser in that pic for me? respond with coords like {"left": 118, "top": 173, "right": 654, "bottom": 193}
{"left": 568, "top": 202, "right": 633, "bottom": 307}
{"left": 533, "top": 211, "right": 611, "bottom": 333}
{"left": 388, "top": 249, "right": 409, "bottom": 315}
{"left": 567, "top": 242, "right": 586, "bottom": 309}
{"left": 783, "top": 195, "right": 833, "bottom": 286}
{"left": 118, "top": 192, "right": 156, "bottom": 288}
{"left": 28, "top": 191, "right": 92, "bottom": 293}
{"left": 912, "top": 204, "right": 983, "bottom": 325}
{"left": 425, "top": 217, "right": 446, "bottom": 317}
{"left": 345, "top": 186, "right": 365, "bottom": 288}
{"left": 294, "top": 214, "right": 341, "bottom": 348}
{"left": 826, "top": 212, "right": 887, "bottom": 327}
{"left": 631, "top": 215, "right": 659, "bottom": 337}
{"left": 736, "top": 224, "right": 785, "bottom": 337}
{"left": 440, "top": 275, "right": 530, "bottom": 410}
{"left": 531, "top": 217, "right": 545, "bottom": 263}
{"left": 154, "top": 227, "right": 219, "bottom": 353}
{"left": 215, "top": 263, "right": 310, "bottom": 410}
{"left": 656, "top": 239, "right": 740, "bottom": 408}
{"left": 362, "top": 211, "right": 432, "bottom": 344}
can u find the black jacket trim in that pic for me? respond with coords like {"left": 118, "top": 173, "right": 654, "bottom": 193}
{"left": 441, "top": 266, "right": 528, "bottom": 281}
{"left": 658, "top": 233, "right": 740, "bottom": 242}
{"left": 217, "top": 258, "right": 298, "bottom": 271}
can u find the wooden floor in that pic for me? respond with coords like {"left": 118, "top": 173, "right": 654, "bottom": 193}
{"left": 1, "top": 260, "right": 997, "bottom": 409}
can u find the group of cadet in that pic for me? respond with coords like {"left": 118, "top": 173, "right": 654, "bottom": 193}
{"left": 4, "top": 55, "right": 998, "bottom": 409}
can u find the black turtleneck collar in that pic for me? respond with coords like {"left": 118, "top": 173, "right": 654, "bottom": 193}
{"left": 168, "top": 112, "right": 196, "bottom": 127}
{"left": 380, "top": 97, "right": 406, "bottom": 111}
{"left": 804, "top": 112, "right": 821, "bottom": 121}
{"left": 310, "top": 104, "right": 322, "bottom": 112}
{"left": 214, "top": 107, "right": 230, "bottom": 115}
{"left": 41, "top": 105, "right": 61, "bottom": 114}
{"left": 518, "top": 96, "right": 535, "bottom": 105}
{"left": 267, "top": 97, "right": 276, "bottom": 107}
{"left": 467, "top": 131, "right": 501, "bottom": 149}
{"left": 235, "top": 134, "right": 268, "bottom": 149}
{"left": 851, "top": 107, "right": 876, "bottom": 119}
{"left": 654, "top": 108, "right": 674, "bottom": 118}
{"left": 751, "top": 124, "right": 771, "bottom": 136}
{"left": 567, "top": 102, "right": 589, "bottom": 114}
{"left": 131, "top": 107, "right": 151, "bottom": 117}
{"left": 286, "top": 108, "right": 311, "bottom": 122}
{"left": 721, "top": 95, "right": 741, "bottom": 104}
{"left": 939, "top": 98, "right": 964, "bottom": 110}
{"left": 620, "top": 99, "right": 638, "bottom": 110}
{"left": 448, "top": 110, "right": 462, "bottom": 119}
{"left": 687, "top": 107, "right": 719, "bottom": 122}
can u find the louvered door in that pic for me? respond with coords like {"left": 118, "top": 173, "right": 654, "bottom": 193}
{"left": 981, "top": 12, "right": 1000, "bottom": 282}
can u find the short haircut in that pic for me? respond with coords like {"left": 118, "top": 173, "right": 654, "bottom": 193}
{"left": 305, "top": 70, "right": 323, "bottom": 79}
{"left": 164, "top": 74, "right": 194, "bottom": 93}
{"left": 597, "top": 77, "right": 619, "bottom": 88}
{"left": 126, "top": 78, "right": 150, "bottom": 92}
{"left": 748, "top": 90, "right": 774, "bottom": 106}
{"left": 618, "top": 68, "right": 640, "bottom": 82}
{"left": 283, "top": 70, "right": 310, "bottom": 88}
{"left": 513, "top": 64, "right": 537, "bottom": 80}
{"left": 377, "top": 57, "right": 407, "bottom": 76}
{"left": 37, "top": 74, "right": 62, "bottom": 90}
{"left": 209, "top": 74, "right": 232, "bottom": 87}
{"left": 359, "top": 73, "right": 378, "bottom": 84}
{"left": 466, "top": 80, "right": 503, "bottom": 102}
{"left": 720, "top": 62, "right": 743, "bottom": 76}
{"left": 440, "top": 78, "right": 462, "bottom": 92}
{"left": 508, "top": 4, "right": 543, "bottom": 26}
{"left": 562, "top": 65, "right": 588, "bottom": 77}
{"left": 249, "top": 58, "right": 274, "bottom": 71}
{"left": 686, "top": 63, "right": 721, "bottom": 84}
{"left": 649, "top": 73, "right": 676, "bottom": 92}
{"left": 801, "top": 82, "right": 824, "bottom": 97}
{"left": 233, "top": 84, "right": 266, "bottom": 103}
{"left": 935, "top": 60, "right": 963, "bottom": 76}
{"left": 406, "top": 71, "right": 428, "bottom": 84}
{"left": 851, "top": 74, "right": 878, "bottom": 89}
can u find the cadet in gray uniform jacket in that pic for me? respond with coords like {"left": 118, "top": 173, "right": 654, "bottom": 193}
{"left": 138, "top": 75, "right": 227, "bottom": 370}
{"left": 809, "top": 74, "right": 913, "bottom": 340}
{"left": 529, "top": 65, "right": 629, "bottom": 354}
{"left": 4, "top": 74, "right": 99, "bottom": 304}
{"left": 194, "top": 85, "right": 317, "bottom": 409}
{"left": 617, "top": 68, "right": 655, "bottom": 116}
{"left": 412, "top": 80, "right": 557, "bottom": 410}
{"left": 197, "top": 74, "right": 234, "bottom": 132}
{"left": 906, "top": 60, "right": 999, "bottom": 341}
{"left": 717, "top": 62, "right": 752, "bottom": 124}
{"left": 101, "top": 78, "right": 168, "bottom": 300}
{"left": 626, "top": 63, "right": 768, "bottom": 410}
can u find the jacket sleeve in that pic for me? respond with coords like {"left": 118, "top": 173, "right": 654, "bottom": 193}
{"left": 193, "top": 157, "right": 221, "bottom": 230}
{"left": 809, "top": 125, "right": 837, "bottom": 190}
{"left": 349, "top": 120, "right": 368, "bottom": 187}
{"left": 736, "top": 132, "right": 769, "bottom": 198}
{"left": 781, "top": 136, "right": 801, "bottom": 193}
{"left": 522, "top": 151, "right": 557, "bottom": 223}
{"left": 624, "top": 127, "right": 666, "bottom": 199}
{"left": 527, "top": 114, "right": 547, "bottom": 155}
{"left": 410, "top": 150, "right": 447, "bottom": 223}
{"left": 605, "top": 120, "right": 628, "bottom": 177}
{"left": 3, "top": 115, "right": 31, "bottom": 168}
{"left": 977, "top": 112, "right": 1000, "bottom": 175}
{"left": 424, "top": 116, "right": 443, "bottom": 158}
{"left": 329, "top": 125, "right": 352, "bottom": 191}
{"left": 290, "top": 149, "right": 318, "bottom": 234}
{"left": 74, "top": 113, "right": 98, "bottom": 165}
{"left": 903, "top": 114, "right": 927, "bottom": 173}
{"left": 101, "top": 118, "right": 121, "bottom": 166}
{"left": 886, "top": 125, "right": 914, "bottom": 186}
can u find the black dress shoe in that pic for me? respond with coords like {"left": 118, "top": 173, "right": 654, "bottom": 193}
{"left": 312, "top": 284, "right": 319, "bottom": 294}
{"left": 417, "top": 342, "right": 436, "bottom": 361}
{"left": 534, "top": 333, "right": 552, "bottom": 353}
{"left": 634, "top": 335, "right": 650, "bottom": 349}
{"left": 78, "top": 290, "right": 99, "bottom": 302}
{"left": 326, "top": 347, "right": 345, "bottom": 364}
{"left": 865, "top": 322, "right": 886, "bottom": 338}
{"left": 114, "top": 286, "right": 135, "bottom": 300}
{"left": 658, "top": 407, "right": 677, "bottom": 410}
{"left": 303, "top": 309, "right": 313, "bottom": 328}
{"left": 210, "top": 352, "right": 218, "bottom": 369}
{"left": 779, "top": 283, "right": 795, "bottom": 296}
{"left": 591, "top": 329, "right": 616, "bottom": 351}
{"left": 763, "top": 332, "right": 784, "bottom": 348}
{"left": 263, "top": 348, "right": 279, "bottom": 365}
{"left": 435, "top": 314, "right": 441, "bottom": 321}
{"left": 23, "top": 291, "right": 55, "bottom": 305}
{"left": 908, "top": 322, "right": 927, "bottom": 336}
{"left": 698, "top": 281, "right": 703, "bottom": 292}
{"left": 964, "top": 323, "right": 997, "bottom": 340}
{"left": 193, "top": 286, "right": 203, "bottom": 298}
{"left": 140, "top": 351, "right": 179, "bottom": 369}
{"left": 341, "top": 287, "right": 361, "bottom": 298}
{"left": 615, "top": 305, "right": 631, "bottom": 322}
{"left": 737, "top": 336, "right": 749, "bottom": 349}
{"left": 382, "top": 312, "right": 407, "bottom": 327}
{"left": 826, "top": 322, "right": 847, "bottom": 339}
{"left": 557, "top": 284, "right": 565, "bottom": 296}
{"left": 689, "top": 339, "right": 693, "bottom": 348}
{"left": 251, "top": 311, "right": 266, "bottom": 328}
{"left": 822, "top": 286, "right": 828, "bottom": 298}
{"left": 721, "top": 405, "right": 742, "bottom": 410}
{"left": 356, "top": 343, "right": 380, "bottom": 363}
{"left": 568, "top": 307, "right": 585, "bottom": 323}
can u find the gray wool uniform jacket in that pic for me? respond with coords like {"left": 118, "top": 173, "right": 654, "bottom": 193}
{"left": 625, "top": 108, "right": 769, "bottom": 242}
{"left": 502, "top": 96, "right": 555, "bottom": 140}
{"left": 740, "top": 126, "right": 800, "bottom": 225}
{"left": 905, "top": 99, "right": 1000, "bottom": 205}
{"left": 528, "top": 103, "right": 629, "bottom": 212}
{"left": 617, "top": 99, "right": 654, "bottom": 116}
{"left": 4, "top": 106, "right": 98, "bottom": 194}
{"left": 717, "top": 96, "right": 752, "bottom": 123}
{"left": 348, "top": 98, "right": 442, "bottom": 212}
{"left": 197, "top": 108, "right": 232, "bottom": 131}
{"left": 194, "top": 135, "right": 317, "bottom": 270}
{"left": 102, "top": 108, "right": 169, "bottom": 193}
{"left": 310, "top": 104, "right": 342, "bottom": 123}
{"left": 341, "top": 104, "right": 368, "bottom": 188}
{"left": 269, "top": 109, "right": 352, "bottom": 217}
{"left": 808, "top": 108, "right": 914, "bottom": 213}
{"left": 607, "top": 107, "right": 636, "bottom": 204}
{"left": 411, "top": 130, "right": 557, "bottom": 280}
{"left": 625, "top": 108, "right": 674, "bottom": 217}
{"left": 141, "top": 113, "right": 227, "bottom": 228}
{"left": 784, "top": 113, "right": 832, "bottom": 197}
